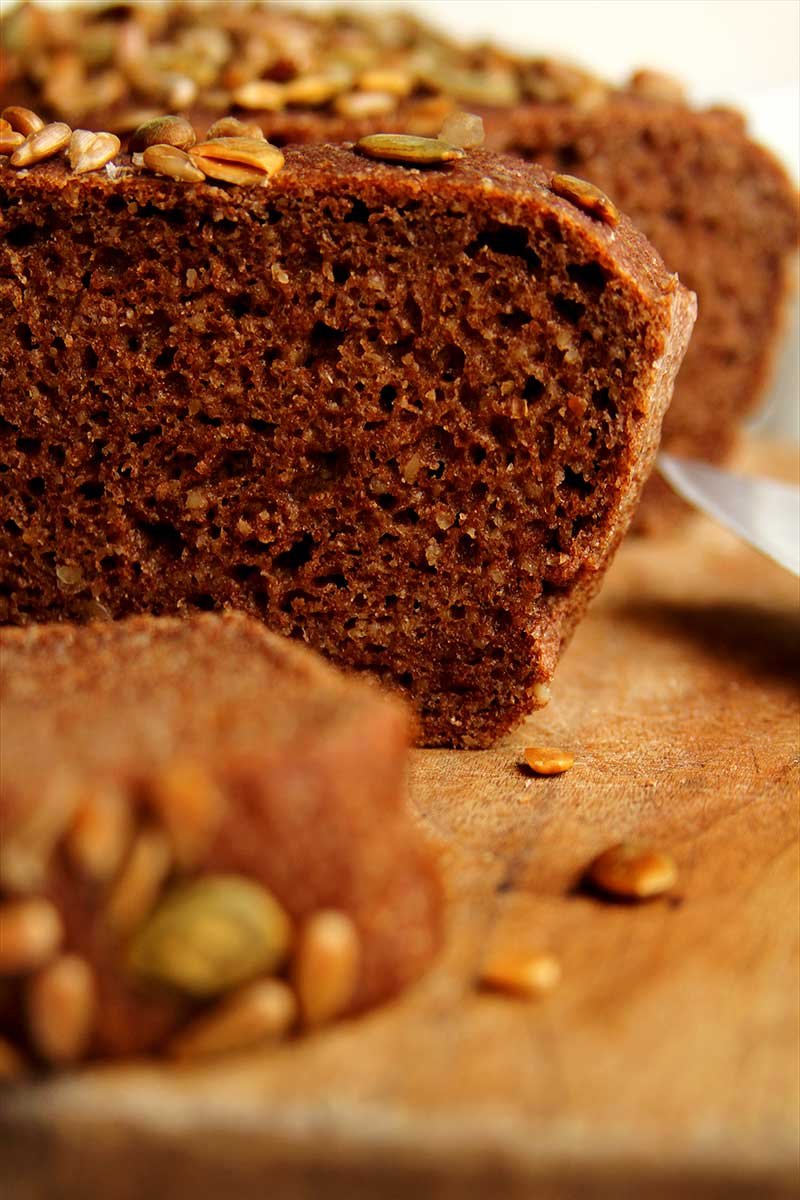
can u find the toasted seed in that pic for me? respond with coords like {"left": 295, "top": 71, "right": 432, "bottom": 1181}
{"left": 586, "top": 843, "right": 678, "bottom": 900}
{"left": 0, "top": 898, "right": 63, "bottom": 975}
{"left": 0, "top": 130, "right": 25, "bottom": 155}
{"left": 628, "top": 70, "right": 687, "bottom": 105}
{"left": 206, "top": 116, "right": 265, "bottom": 140}
{"left": 334, "top": 90, "right": 397, "bottom": 120}
{"left": 128, "top": 874, "right": 292, "bottom": 998}
{"left": 65, "top": 784, "right": 132, "bottom": 882}
{"left": 292, "top": 909, "right": 360, "bottom": 1028}
{"left": 26, "top": 955, "right": 96, "bottom": 1065}
{"left": 150, "top": 760, "right": 224, "bottom": 869}
{"left": 167, "top": 978, "right": 296, "bottom": 1059}
{"left": 105, "top": 827, "right": 172, "bottom": 934}
{"left": 357, "top": 68, "right": 414, "bottom": 98}
{"left": 10, "top": 122, "right": 72, "bottom": 168}
{"left": 142, "top": 143, "right": 206, "bottom": 183}
{"left": 0, "top": 772, "right": 81, "bottom": 894}
{"left": 355, "top": 133, "right": 465, "bottom": 166}
{"left": 69, "top": 130, "right": 121, "bottom": 175}
{"left": 480, "top": 951, "right": 561, "bottom": 998}
{"left": 550, "top": 173, "right": 619, "bottom": 226}
{"left": 232, "top": 80, "right": 285, "bottom": 112}
{"left": 2, "top": 106, "right": 45, "bottom": 136}
{"left": 0, "top": 1035, "right": 28, "bottom": 1080}
{"left": 524, "top": 746, "right": 575, "bottom": 776}
{"left": 438, "top": 110, "right": 485, "bottom": 150}
{"left": 129, "top": 115, "right": 196, "bottom": 154}
{"left": 284, "top": 71, "right": 350, "bottom": 108}
{"left": 190, "top": 136, "right": 284, "bottom": 182}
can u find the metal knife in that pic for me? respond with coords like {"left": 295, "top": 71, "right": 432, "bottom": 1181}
{"left": 657, "top": 453, "right": 800, "bottom": 577}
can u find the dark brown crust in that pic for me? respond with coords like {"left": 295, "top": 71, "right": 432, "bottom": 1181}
{"left": 0, "top": 611, "right": 442, "bottom": 1058}
{"left": 0, "top": 143, "right": 695, "bottom": 745}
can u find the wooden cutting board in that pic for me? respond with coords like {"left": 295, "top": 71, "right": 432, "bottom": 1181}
{"left": 2, "top": 440, "right": 798, "bottom": 1200}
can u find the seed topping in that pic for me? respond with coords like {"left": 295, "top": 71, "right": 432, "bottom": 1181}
{"left": 26, "top": 954, "right": 96, "bottom": 1065}
{"left": 68, "top": 129, "right": 121, "bottom": 175}
{"left": 2, "top": 106, "right": 45, "bottom": 136}
{"left": 10, "top": 122, "right": 72, "bottom": 168}
{"left": 129, "top": 114, "right": 196, "bottom": 154}
{"left": 550, "top": 173, "right": 619, "bottom": 226}
{"left": 128, "top": 874, "right": 292, "bottom": 998}
{"left": 479, "top": 951, "right": 561, "bottom": 998}
{"left": 355, "top": 133, "right": 465, "bottom": 166}
{"left": 0, "top": 898, "right": 63, "bottom": 975}
{"left": 292, "top": 909, "right": 360, "bottom": 1028}
{"left": 142, "top": 143, "right": 206, "bottom": 183}
{"left": 167, "top": 978, "right": 297, "bottom": 1059}
{"left": 189, "top": 136, "right": 285, "bottom": 186}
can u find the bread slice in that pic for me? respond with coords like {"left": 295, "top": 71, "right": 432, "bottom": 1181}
{"left": 0, "top": 138, "right": 695, "bottom": 745}
{"left": 1, "top": 0, "right": 795, "bottom": 530}
{"left": 0, "top": 612, "right": 441, "bottom": 1062}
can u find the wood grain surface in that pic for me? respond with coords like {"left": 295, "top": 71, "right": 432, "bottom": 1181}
{"left": 2, "top": 440, "right": 798, "bottom": 1200}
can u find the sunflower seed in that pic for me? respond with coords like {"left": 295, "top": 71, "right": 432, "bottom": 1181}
{"left": 232, "top": 80, "right": 285, "bottom": 112}
{"left": 105, "top": 827, "right": 172, "bottom": 934}
{"left": 586, "top": 843, "right": 678, "bottom": 900}
{"left": 550, "top": 173, "right": 619, "bottom": 226}
{"left": 284, "top": 70, "right": 351, "bottom": 107}
{"left": 69, "top": 130, "right": 121, "bottom": 175}
{"left": 334, "top": 90, "right": 397, "bottom": 119}
{"left": 26, "top": 954, "right": 96, "bottom": 1065}
{"left": 479, "top": 951, "right": 561, "bottom": 998}
{"left": 2, "top": 106, "right": 45, "bottom": 136}
{"left": 292, "top": 909, "right": 360, "bottom": 1028}
{"left": 189, "top": 136, "right": 284, "bottom": 185}
{"left": 167, "top": 978, "right": 296, "bottom": 1059}
{"left": 65, "top": 784, "right": 132, "bottom": 881}
{"left": 128, "top": 874, "right": 292, "bottom": 998}
{"left": 142, "top": 143, "right": 206, "bottom": 183}
{"left": 355, "top": 133, "right": 465, "bottom": 166}
{"left": 150, "top": 759, "right": 224, "bottom": 869}
{"left": 357, "top": 68, "right": 414, "bottom": 98}
{"left": 0, "top": 127, "right": 25, "bottom": 155}
{"left": 0, "top": 898, "right": 63, "bottom": 975}
{"left": 206, "top": 116, "right": 265, "bottom": 140}
{"left": 129, "top": 114, "right": 196, "bottom": 154}
{"left": 523, "top": 746, "right": 575, "bottom": 776}
{"left": 10, "top": 122, "right": 72, "bottom": 168}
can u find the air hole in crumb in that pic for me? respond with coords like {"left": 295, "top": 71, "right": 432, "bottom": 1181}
{"left": 553, "top": 294, "right": 585, "bottom": 323}
{"left": 345, "top": 199, "right": 371, "bottom": 224}
{"left": 523, "top": 376, "right": 545, "bottom": 401}
{"left": 376, "top": 493, "right": 396, "bottom": 511}
{"left": 450, "top": 604, "right": 466, "bottom": 619}
{"left": 78, "top": 480, "right": 104, "bottom": 500}
{"left": 314, "top": 572, "right": 347, "bottom": 589}
{"left": 83, "top": 345, "right": 99, "bottom": 371}
{"left": 379, "top": 385, "right": 396, "bottom": 413}
{"left": 332, "top": 262, "right": 350, "bottom": 284}
{"left": 8, "top": 224, "right": 39, "bottom": 249}
{"left": 136, "top": 519, "right": 184, "bottom": 559}
{"left": 393, "top": 507, "right": 419, "bottom": 526}
{"left": 127, "top": 335, "right": 141, "bottom": 352}
{"left": 467, "top": 224, "right": 541, "bottom": 274}
{"left": 228, "top": 293, "right": 251, "bottom": 319}
{"left": 16, "top": 436, "right": 41, "bottom": 455}
{"left": 498, "top": 309, "right": 531, "bottom": 330}
{"left": 438, "top": 343, "right": 465, "bottom": 380}
{"left": 306, "top": 321, "right": 345, "bottom": 365}
{"left": 15, "top": 324, "right": 35, "bottom": 350}
{"left": 154, "top": 346, "right": 177, "bottom": 370}
{"left": 593, "top": 387, "right": 618, "bottom": 419}
{"left": 398, "top": 671, "right": 413, "bottom": 687}
{"left": 4, "top": 519, "right": 22, "bottom": 536}
{"left": 470, "top": 444, "right": 487, "bottom": 466}
{"left": 457, "top": 534, "right": 478, "bottom": 563}
{"left": 188, "top": 593, "right": 216, "bottom": 611}
{"left": 567, "top": 261, "right": 608, "bottom": 291}
{"left": 273, "top": 532, "right": 315, "bottom": 570}
{"left": 231, "top": 562, "right": 261, "bottom": 582}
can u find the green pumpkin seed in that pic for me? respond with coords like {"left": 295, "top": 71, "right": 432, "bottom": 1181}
{"left": 355, "top": 133, "right": 465, "bottom": 166}
{"left": 128, "top": 874, "right": 291, "bottom": 997}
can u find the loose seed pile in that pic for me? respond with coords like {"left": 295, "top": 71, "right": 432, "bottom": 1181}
{"left": 0, "top": 770, "right": 363, "bottom": 1075}
{"left": 1, "top": 2, "right": 687, "bottom": 135}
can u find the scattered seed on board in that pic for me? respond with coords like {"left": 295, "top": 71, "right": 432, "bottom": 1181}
{"left": 142, "top": 143, "right": 206, "bottom": 183}
{"left": 69, "top": 130, "right": 121, "bottom": 175}
{"left": 523, "top": 746, "right": 575, "bottom": 776}
{"left": 0, "top": 897, "right": 63, "bottom": 975}
{"left": 128, "top": 873, "right": 292, "bottom": 998}
{"left": 10, "top": 122, "right": 72, "bottom": 168}
{"left": 479, "top": 951, "right": 561, "bottom": 998}
{"left": 550, "top": 173, "right": 619, "bottom": 226}
{"left": 167, "top": 978, "right": 297, "bottom": 1060}
{"left": 585, "top": 842, "right": 678, "bottom": 900}
{"left": 356, "top": 133, "right": 465, "bottom": 166}
{"left": 2, "top": 106, "right": 45, "bottom": 136}
{"left": 292, "top": 909, "right": 360, "bottom": 1028}
{"left": 26, "top": 954, "right": 96, "bottom": 1065}
{"left": 129, "top": 115, "right": 197, "bottom": 154}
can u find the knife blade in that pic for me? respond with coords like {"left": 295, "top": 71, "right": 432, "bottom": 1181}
{"left": 657, "top": 453, "right": 800, "bottom": 577}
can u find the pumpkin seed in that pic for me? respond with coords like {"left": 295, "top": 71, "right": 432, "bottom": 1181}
{"left": 550, "top": 174, "right": 619, "bottom": 226}
{"left": 128, "top": 874, "right": 292, "bottom": 997}
{"left": 355, "top": 133, "right": 465, "bottom": 166}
